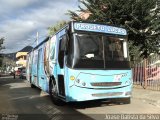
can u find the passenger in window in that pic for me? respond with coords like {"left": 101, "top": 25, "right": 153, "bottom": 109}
{"left": 114, "top": 41, "right": 123, "bottom": 60}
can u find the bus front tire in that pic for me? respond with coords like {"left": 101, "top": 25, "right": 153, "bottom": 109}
{"left": 112, "top": 97, "right": 131, "bottom": 104}
{"left": 123, "top": 97, "right": 131, "bottom": 104}
{"left": 30, "top": 83, "right": 35, "bottom": 88}
{"left": 49, "top": 78, "right": 64, "bottom": 106}
{"left": 118, "top": 97, "right": 131, "bottom": 104}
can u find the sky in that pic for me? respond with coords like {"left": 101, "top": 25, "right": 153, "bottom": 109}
{"left": 0, "top": 0, "right": 79, "bottom": 53}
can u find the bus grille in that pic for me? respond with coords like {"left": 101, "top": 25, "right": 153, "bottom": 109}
{"left": 91, "top": 82, "right": 121, "bottom": 87}
{"left": 92, "top": 92, "right": 123, "bottom": 97}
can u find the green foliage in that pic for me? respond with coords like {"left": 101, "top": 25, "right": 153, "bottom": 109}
{"left": 0, "top": 56, "right": 2, "bottom": 67}
{"left": 0, "top": 37, "right": 5, "bottom": 51}
{"left": 0, "top": 37, "right": 5, "bottom": 67}
{"left": 48, "top": 21, "right": 68, "bottom": 36}
{"left": 68, "top": 0, "right": 160, "bottom": 58}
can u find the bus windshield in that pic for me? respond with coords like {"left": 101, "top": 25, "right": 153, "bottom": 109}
{"left": 67, "top": 33, "right": 130, "bottom": 69}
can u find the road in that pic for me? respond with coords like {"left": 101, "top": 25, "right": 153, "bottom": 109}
{"left": 0, "top": 77, "right": 160, "bottom": 120}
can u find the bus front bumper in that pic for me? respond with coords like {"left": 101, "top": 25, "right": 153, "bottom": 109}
{"left": 66, "top": 85, "right": 132, "bottom": 102}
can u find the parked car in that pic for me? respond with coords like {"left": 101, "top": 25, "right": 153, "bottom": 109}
{"left": 15, "top": 69, "right": 21, "bottom": 76}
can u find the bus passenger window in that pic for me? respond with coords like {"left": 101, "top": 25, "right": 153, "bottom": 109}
{"left": 50, "top": 46, "right": 55, "bottom": 60}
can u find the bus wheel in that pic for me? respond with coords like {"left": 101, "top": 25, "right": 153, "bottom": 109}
{"left": 112, "top": 98, "right": 131, "bottom": 104}
{"left": 30, "top": 83, "right": 35, "bottom": 88}
{"left": 49, "top": 78, "right": 64, "bottom": 106}
{"left": 122, "top": 97, "right": 131, "bottom": 104}
{"left": 117, "top": 98, "right": 131, "bottom": 104}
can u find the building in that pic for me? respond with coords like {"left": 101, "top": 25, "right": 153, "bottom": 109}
{"left": 15, "top": 46, "right": 33, "bottom": 71}
{"left": 15, "top": 52, "right": 28, "bottom": 68}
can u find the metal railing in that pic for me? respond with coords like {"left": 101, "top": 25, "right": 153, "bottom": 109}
{"left": 133, "top": 54, "right": 160, "bottom": 91}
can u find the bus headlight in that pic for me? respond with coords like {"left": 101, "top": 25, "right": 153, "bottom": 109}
{"left": 76, "top": 79, "right": 80, "bottom": 83}
{"left": 122, "top": 73, "right": 127, "bottom": 77}
{"left": 82, "top": 82, "right": 86, "bottom": 86}
{"left": 70, "top": 76, "right": 75, "bottom": 81}
{"left": 125, "top": 80, "right": 131, "bottom": 85}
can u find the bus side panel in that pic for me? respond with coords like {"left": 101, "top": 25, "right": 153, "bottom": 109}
{"left": 31, "top": 50, "right": 38, "bottom": 86}
{"left": 41, "top": 36, "right": 58, "bottom": 93}
{"left": 26, "top": 54, "right": 30, "bottom": 82}
{"left": 42, "top": 40, "right": 51, "bottom": 93}
{"left": 49, "top": 36, "right": 57, "bottom": 77}
{"left": 42, "top": 40, "right": 53, "bottom": 93}
{"left": 42, "top": 35, "right": 59, "bottom": 93}
{"left": 27, "top": 52, "right": 33, "bottom": 83}
{"left": 37, "top": 48, "right": 44, "bottom": 89}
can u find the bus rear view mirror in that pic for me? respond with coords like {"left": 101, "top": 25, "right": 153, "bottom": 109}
{"left": 58, "top": 35, "right": 68, "bottom": 68}
{"left": 60, "top": 36, "right": 68, "bottom": 51}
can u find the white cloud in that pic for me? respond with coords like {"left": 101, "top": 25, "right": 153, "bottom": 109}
{"left": 0, "top": 0, "right": 39, "bottom": 8}
{"left": 0, "top": 0, "right": 79, "bottom": 53}
{"left": 0, "top": 0, "right": 39, "bottom": 16}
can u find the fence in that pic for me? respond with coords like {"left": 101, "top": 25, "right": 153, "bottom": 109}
{"left": 133, "top": 54, "right": 160, "bottom": 91}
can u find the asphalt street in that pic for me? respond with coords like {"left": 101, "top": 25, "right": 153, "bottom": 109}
{"left": 0, "top": 77, "right": 160, "bottom": 120}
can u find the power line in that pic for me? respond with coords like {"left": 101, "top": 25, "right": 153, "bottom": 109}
{"left": 25, "top": 35, "right": 48, "bottom": 47}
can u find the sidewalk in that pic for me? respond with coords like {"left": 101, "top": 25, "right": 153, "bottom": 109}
{"left": 132, "top": 88, "right": 160, "bottom": 107}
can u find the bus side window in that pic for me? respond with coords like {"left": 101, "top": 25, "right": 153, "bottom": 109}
{"left": 50, "top": 45, "right": 55, "bottom": 60}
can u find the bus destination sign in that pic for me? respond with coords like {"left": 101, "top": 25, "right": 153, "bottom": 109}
{"left": 74, "top": 23, "right": 127, "bottom": 35}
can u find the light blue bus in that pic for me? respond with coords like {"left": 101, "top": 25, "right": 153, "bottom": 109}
{"left": 26, "top": 21, "right": 132, "bottom": 105}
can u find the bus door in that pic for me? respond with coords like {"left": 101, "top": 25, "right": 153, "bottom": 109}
{"left": 57, "top": 35, "right": 67, "bottom": 97}
{"left": 37, "top": 48, "right": 43, "bottom": 88}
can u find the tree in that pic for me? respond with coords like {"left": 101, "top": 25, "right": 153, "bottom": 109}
{"left": 0, "top": 55, "right": 2, "bottom": 67}
{"left": 68, "top": 0, "right": 160, "bottom": 59}
{"left": 0, "top": 37, "right": 5, "bottom": 67}
{"left": 48, "top": 21, "right": 68, "bottom": 36}
{"left": 0, "top": 37, "right": 5, "bottom": 51}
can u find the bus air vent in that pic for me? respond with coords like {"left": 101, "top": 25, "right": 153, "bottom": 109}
{"left": 92, "top": 92, "right": 123, "bottom": 97}
{"left": 91, "top": 82, "right": 121, "bottom": 87}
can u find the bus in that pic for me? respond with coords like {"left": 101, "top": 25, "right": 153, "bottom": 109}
{"left": 26, "top": 21, "right": 132, "bottom": 105}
